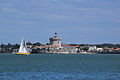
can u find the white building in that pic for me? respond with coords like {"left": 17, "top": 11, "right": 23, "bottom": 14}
{"left": 49, "top": 33, "right": 62, "bottom": 49}
{"left": 88, "top": 46, "right": 97, "bottom": 52}
{"left": 96, "top": 48, "right": 103, "bottom": 52}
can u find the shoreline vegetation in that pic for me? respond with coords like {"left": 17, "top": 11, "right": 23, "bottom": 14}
{"left": 0, "top": 43, "right": 120, "bottom": 54}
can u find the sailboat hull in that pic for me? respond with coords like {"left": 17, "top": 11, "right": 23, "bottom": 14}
{"left": 16, "top": 53, "right": 30, "bottom": 55}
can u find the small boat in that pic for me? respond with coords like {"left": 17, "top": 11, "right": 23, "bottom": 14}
{"left": 16, "top": 38, "right": 30, "bottom": 55}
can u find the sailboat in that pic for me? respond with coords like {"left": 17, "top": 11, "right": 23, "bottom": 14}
{"left": 16, "top": 38, "right": 30, "bottom": 55}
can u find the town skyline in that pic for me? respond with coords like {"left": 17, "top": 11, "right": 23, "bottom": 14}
{"left": 0, "top": 0, "right": 120, "bottom": 44}
{"left": 0, "top": 33, "right": 120, "bottom": 54}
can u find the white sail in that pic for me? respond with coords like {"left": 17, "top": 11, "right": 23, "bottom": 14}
{"left": 18, "top": 38, "right": 29, "bottom": 53}
{"left": 24, "top": 43, "right": 29, "bottom": 53}
{"left": 23, "top": 47, "right": 28, "bottom": 53}
{"left": 18, "top": 38, "right": 24, "bottom": 53}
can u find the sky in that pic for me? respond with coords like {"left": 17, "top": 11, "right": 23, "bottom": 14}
{"left": 0, "top": 0, "right": 120, "bottom": 44}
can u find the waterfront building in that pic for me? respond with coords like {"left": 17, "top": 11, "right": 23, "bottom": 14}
{"left": 96, "top": 48, "right": 103, "bottom": 52}
{"left": 49, "top": 33, "right": 62, "bottom": 49}
{"left": 32, "top": 33, "right": 79, "bottom": 54}
{"left": 88, "top": 46, "right": 97, "bottom": 52}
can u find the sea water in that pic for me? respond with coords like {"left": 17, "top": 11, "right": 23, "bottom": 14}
{"left": 0, "top": 54, "right": 120, "bottom": 80}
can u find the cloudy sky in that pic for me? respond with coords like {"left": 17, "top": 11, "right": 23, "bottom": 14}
{"left": 0, "top": 0, "right": 120, "bottom": 44}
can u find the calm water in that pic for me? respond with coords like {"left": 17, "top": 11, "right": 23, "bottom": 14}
{"left": 0, "top": 54, "right": 120, "bottom": 80}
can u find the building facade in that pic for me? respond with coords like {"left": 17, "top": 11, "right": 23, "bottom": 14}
{"left": 49, "top": 33, "right": 62, "bottom": 49}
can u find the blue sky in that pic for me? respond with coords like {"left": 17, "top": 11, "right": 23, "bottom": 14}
{"left": 0, "top": 0, "right": 120, "bottom": 44}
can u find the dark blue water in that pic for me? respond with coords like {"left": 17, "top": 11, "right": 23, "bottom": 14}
{"left": 0, "top": 54, "right": 120, "bottom": 80}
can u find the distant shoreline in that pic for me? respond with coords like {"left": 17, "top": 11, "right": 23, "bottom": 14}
{"left": 0, "top": 52, "right": 120, "bottom": 54}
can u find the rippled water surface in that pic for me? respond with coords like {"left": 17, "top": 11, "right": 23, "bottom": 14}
{"left": 0, "top": 54, "right": 120, "bottom": 80}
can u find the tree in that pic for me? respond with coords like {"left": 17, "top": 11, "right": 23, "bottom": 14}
{"left": 13, "top": 44, "right": 20, "bottom": 49}
{"left": 26, "top": 42, "right": 32, "bottom": 45}
{"left": 33, "top": 42, "right": 41, "bottom": 46}
{"left": 46, "top": 43, "right": 49, "bottom": 45}
{"left": 7, "top": 43, "right": 12, "bottom": 48}
{"left": 1, "top": 44, "right": 5, "bottom": 49}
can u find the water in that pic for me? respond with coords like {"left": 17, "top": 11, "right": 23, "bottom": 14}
{"left": 0, "top": 54, "right": 120, "bottom": 80}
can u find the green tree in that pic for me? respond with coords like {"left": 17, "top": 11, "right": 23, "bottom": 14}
{"left": 26, "top": 42, "right": 32, "bottom": 45}
{"left": 13, "top": 44, "right": 20, "bottom": 49}
{"left": 33, "top": 42, "right": 41, "bottom": 46}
